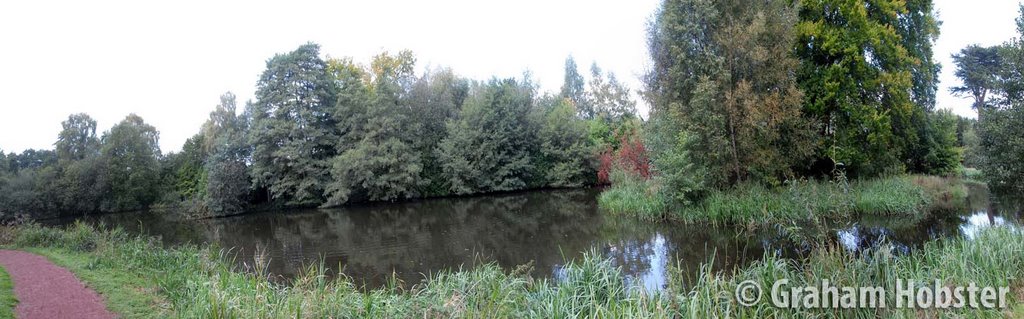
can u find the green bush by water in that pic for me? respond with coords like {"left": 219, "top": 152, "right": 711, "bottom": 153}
{"left": 600, "top": 175, "right": 966, "bottom": 224}
{"left": 597, "top": 170, "right": 668, "bottom": 221}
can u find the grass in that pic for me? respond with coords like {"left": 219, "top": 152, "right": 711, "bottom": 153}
{"left": 962, "top": 167, "right": 985, "bottom": 182}
{"left": 0, "top": 266, "right": 15, "bottom": 319}
{"left": 0, "top": 221, "right": 1021, "bottom": 318}
{"left": 599, "top": 175, "right": 968, "bottom": 224}
{"left": 596, "top": 172, "right": 668, "bottom": 221}
{"left": 677, "top": 226, "right": 1024, "bottom": 318}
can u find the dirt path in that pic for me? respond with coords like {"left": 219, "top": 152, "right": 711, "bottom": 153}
{"left": 0, "top": 250, "right": 115, "bottom": 319}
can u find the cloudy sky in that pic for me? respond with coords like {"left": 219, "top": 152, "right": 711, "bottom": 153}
{"left": 0, "top": 0, "right": 1020, "bottom": 154}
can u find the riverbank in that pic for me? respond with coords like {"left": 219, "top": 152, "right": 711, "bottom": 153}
{"left": 0, "top": 221, "right": 1020, "bottom": 318}
{"left": 599, "top": 175, "right": 970, "bottom": 224}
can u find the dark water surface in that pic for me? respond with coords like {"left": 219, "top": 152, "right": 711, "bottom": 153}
{"left": 48, "top": 185, "right": 1021, "bottom": 291}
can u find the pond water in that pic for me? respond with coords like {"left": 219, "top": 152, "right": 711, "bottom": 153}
{"left": 48, "top": 184, "right": 1021, "bottom": 291}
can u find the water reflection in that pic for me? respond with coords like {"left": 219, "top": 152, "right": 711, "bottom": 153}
{"left": 50, "top": 185, "right": 1019, "bottom": 291}
{"left": 835, "top": 184, "right": 1020, "bottom": 254}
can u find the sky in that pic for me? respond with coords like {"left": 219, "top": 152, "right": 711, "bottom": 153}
{"left": 0, "top": 0, "right": 1020, "bottom": 154}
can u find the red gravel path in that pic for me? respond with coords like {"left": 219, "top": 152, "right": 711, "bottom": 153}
{"left": 0, "top": 250, "right": 116, "bottom": 319}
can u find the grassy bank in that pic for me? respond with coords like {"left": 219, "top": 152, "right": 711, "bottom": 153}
{"left": 0, "top": 266, "right": 14, "bottom": 319}
{"left": 0, "top": 222, "right": 1021, "bottom": 318}
{"left": 599, "top": 175, "right": 968, "bottom": 224}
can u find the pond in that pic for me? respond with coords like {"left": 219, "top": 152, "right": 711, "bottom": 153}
{"left": 48, "top": 184, "right": 1021, "bottom": 291}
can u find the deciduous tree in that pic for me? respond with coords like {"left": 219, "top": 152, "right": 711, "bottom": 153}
{"left": 99, "top": 114, "right": 161, "bottom": 212}
{"left": 249, "top": 43, "right": 338, "bottom": 206}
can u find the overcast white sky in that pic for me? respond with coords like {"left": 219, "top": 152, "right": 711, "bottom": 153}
{"left": 0, "top": 0, "right": 1020, "bottom": 154}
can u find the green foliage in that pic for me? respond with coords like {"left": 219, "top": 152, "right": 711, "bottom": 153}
{"left": 899, "top": 0, "right": 942, "bottom": 111}
{"left": 4, "top": 149, "right": 56, "bottom": 172}
{"left": 328, "top": 139, "right": 422, "bottom": 205}
{"left": 967, "top": 5, "right": 1024, "bottom": 194}
{"left": 53, "top": 113, "right": 104, "bottom": 213}
{"left": 249, "top": 43, "right": 338, "bottom": 206}
{"left": 408, "top": 68, "right": 468, "bottom": 196}
{"left": 957, "top": 117, "right": 983, "bottom": 167}
{"left": 674, "top": 226, "right": 1022, "bottom": 318}
{"left": 602, "top": 175, "right": 964, "bottom": 224}
{"left": 587, "top": 64, "right": 637, "bottom": 124}
{"left": 54, "top": 155, "right": 103, "bottom": 213}
{"left": 0, "top": 169, "right": 41, "bottom": 218}
{"left": 978, "top": 104, "right": 1024, "bottom": 193}
{"left": 2, "top": 43, "right": 642, "bottom": 217}
{"left": 55, "top": 113, "right": 100, "bottom": 162}
{"left": 0, "top": 266, "right": 12, "bottom": 319}
{"left": 171, "top": 134, "right": 208, "bottom": 201}
{"left": 651, "top": 131, "right": 704, "bottom": 205}
{"left": 535, "top": 97, "right": 594, "bottom": 187}
{"left": 951, "top": 45, "right": 1004, "bottom": 113}
{"left": 326, "top": 51, "right": 424, "bottom": 205}
{"left": 796, "top": 0, "right": 928, "bottom": 176}
{"left": 436, "top": 78, "right": 538, "bottom": 195}
{"left": 203, "top": 155, "right": 248, "bottom": 216}
{"left": 920, "top": 109, "right": 962, "bottom": 175}
{"left": 99, "top": 114, "right": 162, "bottom": 212}
{"left": 202, "top": 92, "right": 251, "bottom": 216}
{"left": 646, "top": 0, "right": 816, "bottom": 194}
{"left": 597, "top": 169, "right": 668, "bottom": 221}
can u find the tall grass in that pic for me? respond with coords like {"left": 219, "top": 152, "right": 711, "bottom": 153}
{"left": 679, "top": 226, "right": 1024, "bottom": 318}
{"left": 597, "top": 170, "right": 668, "bottom": 221}
{"left": 600, "top": 175, "right": 967, "bottom": 224}
{"left": 1, "top": 222, "right": 1020, "bottom": 318}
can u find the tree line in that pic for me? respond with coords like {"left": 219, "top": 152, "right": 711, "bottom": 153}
{"left": 0, "top": 45, "right": 638, "bottom": 219}
{"left": 5, "top": 0, "right": 1018, "bottom": 220}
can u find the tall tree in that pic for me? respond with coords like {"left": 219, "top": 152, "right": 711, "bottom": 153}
{"left": 890, "top": 0, "right": 948, "bottom": 175}
{"left": 407, "top": 67, "right": 469, "bottom": 195}
{"left": 535, "top": 96, "right": 594, "bottom": 187}
{"left": 55, "top": 113, "right": 100, "bottom": 162}
{"left": 54, "top": 113, "right": 103, "bottom": 213}
{"left": 436, "top": 78, "right": 537, "bottom": 195}
{"left": 99, "top": 114, "right": 161, "bottom": 212}
{"left": 560, "top": 56, "right": 590, "bottom": 119}
{"left": 951, "top": 45, "right": 1004, "bottom": 119}
{"left": 795, "top": 0, "right": 921, "bottom": 176}
{"left": 898, "top": 0, "right": 942, "bottom": 111}
{"left": 644, "top": 0, "right": 721, "bottom": 196}
{"left": 715, "top": 0, "right": 815, "bottom": 185}
{"left": 646, "top": 0, "right": 815, "bottom": 189}
{"left": 976, "top": 4, "right": 1024, "bottom": 193}
{"left": 326, "top": 51, "right": 424, "bottom": 205}
{"left": 249, "top": 43, "right": 338, "bottom": 206}
{"left": 587, "top": 63, "right": 637, "bottom": 123}
{"left": 203, "top": 92, "right": 251, "bottom": 215}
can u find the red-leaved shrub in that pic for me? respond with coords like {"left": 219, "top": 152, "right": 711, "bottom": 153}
{"left": 597, "top": 130, "right": 650, "bottom": 184}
